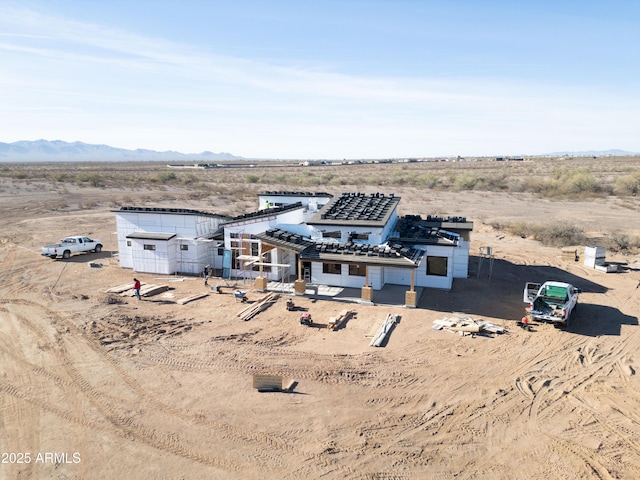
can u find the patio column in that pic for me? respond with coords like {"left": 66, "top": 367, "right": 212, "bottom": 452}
{"left": 294, "top": 256, "right": 306, "bottom": 295}
{"left": 255, "top": 248, "right": 268, "bottom": 292}
{"left": 405, "top": 269, "right": 417, "bottom": 308}
{"left": 361, "top": 265, "right": 373, "bottom": 304}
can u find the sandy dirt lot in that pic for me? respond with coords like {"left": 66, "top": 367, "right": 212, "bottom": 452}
{"left": 1, "top": 174, "right": 640, "bottom": 479}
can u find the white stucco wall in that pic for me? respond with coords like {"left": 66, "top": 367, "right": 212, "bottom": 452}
{"left": 115, "top": 211, "right": 224, "bottom": 273}
{"left": 130, "top": 238, "right": 176, "bottom": 275}
{"left": 452, "top": 241, "right": 470, "bottom": 278}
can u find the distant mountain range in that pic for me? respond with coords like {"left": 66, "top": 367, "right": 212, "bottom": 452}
{"left": 546, "top": 149, "right": 638, "bottom": 157}
{"left": 0, "top": 140, "right": 241, "bottom": 162}
{"left": 0, "top": 140, "right": 636, "bottom": 162}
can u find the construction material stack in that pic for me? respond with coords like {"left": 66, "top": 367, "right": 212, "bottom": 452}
{"left": 237, "top": 292, "right": 279, "bottom": 321}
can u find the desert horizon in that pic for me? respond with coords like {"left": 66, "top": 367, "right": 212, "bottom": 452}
{"left": 1, "top": 158, "right": 640, "bottom": 479}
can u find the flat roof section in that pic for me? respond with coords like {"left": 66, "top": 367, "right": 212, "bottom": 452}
{"left": 260, "top": 191, "right": 333, "bottom": 198}
{"left": 224, "top": 202, "right": 305, "bottom": 226}
{"left": 307, "top": 192, "right": 401, "bottom": 227}
{"left": 126, "top": 232, "right": 177, "bottom": 241}
{"left": 114, "top": 206, "right": 230, "bottom": 219}
{"left": 302, "top": 241, "right": 423, "bottom": 268}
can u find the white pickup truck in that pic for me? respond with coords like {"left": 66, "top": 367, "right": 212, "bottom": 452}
{"left": 523, "top": 281, "right": 580, "bottom": 327}
{"left": 41, "top": 236, "right": 103, "bottom": 259}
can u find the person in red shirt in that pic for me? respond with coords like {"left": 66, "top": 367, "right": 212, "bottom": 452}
{"left": 133, "top": 278, "right": 141, "bottom": 300}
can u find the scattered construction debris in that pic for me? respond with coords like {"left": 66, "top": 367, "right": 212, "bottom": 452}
{"left": 328, "top": 309, "right": 355, "bottom": 330}
{"left": 432, "top": 317, "right": 505, "bottom": 337}
{"left": 370, "top": 313, "right": 400, "bottom": 347}
{"left": 237, "top": 292, "right": 279, "bottom": 321}
{"left": 176, "top": 292, "right": 208, "bottom": 305}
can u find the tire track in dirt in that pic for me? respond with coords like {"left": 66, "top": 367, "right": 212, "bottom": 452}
{"left": 0, "top": 299, "right": 245, "bottom": 473}
{"left": 0, "top": 378, "right": 240, "bottom": 473}
{"left": 63, "top": 327, "right": 311, "bottom": 476}
{"left": 37, "top": 303, "right": 291, "bottom": 464}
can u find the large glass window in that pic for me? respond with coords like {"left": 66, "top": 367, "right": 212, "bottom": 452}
{"left": 322, "top": 263, "right": 341, "bottom": 275}
{"left": 348, "top": 264, "right": 366, "bottom": 276}
{"left": 426, "top": 256, "right": 447, "bottom": 276}
{"left": 352, "top": 233, "right": 369, "bottom": 240}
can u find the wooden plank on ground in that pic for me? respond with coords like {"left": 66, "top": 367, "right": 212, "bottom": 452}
{"left": 237, "top": 292, "right": 279, "bottom": 321}
{"left": 107, "top": 282, "right": 135, "bottom": 294}
{"left": 328, "top": 309, "right": 355, "bottom": 330}
{"left": 176, "top": 292, "right": 208, "bottom": 305}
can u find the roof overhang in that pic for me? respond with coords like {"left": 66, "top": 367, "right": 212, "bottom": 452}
{"left": 126, "top": 232, "right": 177, "bottom": 241}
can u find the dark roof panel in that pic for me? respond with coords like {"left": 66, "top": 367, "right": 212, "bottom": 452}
{"left": 255, "top": 228, "right": 315, "bottom": 253}
{"left": 301, "top": 241, "right": 423, "bottom": 268}
{"left": 307, "top": 192, "right": 400, "bottom": 227}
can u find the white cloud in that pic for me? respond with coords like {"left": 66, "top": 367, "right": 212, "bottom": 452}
{"left": 0, "top": 4, "right": 637, "bottom": 158}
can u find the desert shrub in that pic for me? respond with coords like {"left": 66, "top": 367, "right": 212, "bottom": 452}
{"left": 505, "top": 221, "right": 534, "bottom": 239}
{"left": 561, "top": 169, "right": 600, "bottom": 195}
{"left": 329, "top": 176, "right": 348, "bottom": 186}
{"left": 614, "top": 171, "right": 640, "bottom": 196}
{"left": 608, "top": 232, "right": 640, "bottom": 252}
{"left": 246, "top": 174, "right": 259, "bottom": 183}
{"left": 415, "top": 173, "right": 440, "bottom": 188}
{"left": 178, "top": 173, "right": 203, "bottom": 186}
{"left": 482, "top": 172, "right": 508, "bottom": 191}
{"left": 52, "top": 172, "right": 68, "bottom": 182}
{"left": 530, "top": 223, "right": 586, "bottom": 246}
{"left": 149, "top": 171, "right": 177, "bottom": 183}
{"left": 75, "top": 172, "right": 103, "bottom": 187}
{"left": 273, "top": 174, "right": 287, "bottom": 183}
{"left": 491, "top": 221, "right": 586, "bottom": 246}
{"left": 454, "top": 172, "right": 481, "bottom": 190}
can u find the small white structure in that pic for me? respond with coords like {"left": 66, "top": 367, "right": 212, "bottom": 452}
{"left": 113, "top": 206, "right": 229, "bottom": 274}
{"left": 258, "top": 191, "right": 333, "bottom": 222}
{"left": 583, "top": 246, "right": 606, "bottom": 268}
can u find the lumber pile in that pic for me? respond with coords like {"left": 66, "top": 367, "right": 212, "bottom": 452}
{"left": 106, "top": 282, "right": 135, "bottom": 294}
{"left": 118, "top": 284, "right": 169, "bottom": 298}
{"left": 328, "top": 309, "right": 355, "bottom": 331}
{"left": 252, "top": 374, "right": 283, "bottom": 392}
{"left": 370, "top": 313, "right": 399, "bottom": 347}
{"left": 176, "top": 292, "right": 208, "bottom": 305}
{"left": 237, "top": 292, "right": 279, "bottom": 321}
{"left": 561, "top": 247, "right": 578, "bottom": 261}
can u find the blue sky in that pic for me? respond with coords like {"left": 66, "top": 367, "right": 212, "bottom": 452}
{"left": 1, "top": 1, "right": 638, "bottom": 159}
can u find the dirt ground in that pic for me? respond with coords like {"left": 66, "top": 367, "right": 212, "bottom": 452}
{"left": 1, "top": 176, "right": 640, "bottom": 479}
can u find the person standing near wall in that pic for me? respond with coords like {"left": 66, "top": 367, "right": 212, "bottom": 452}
{"left": 133, "top": 278, "right": 141, "bottom": 300}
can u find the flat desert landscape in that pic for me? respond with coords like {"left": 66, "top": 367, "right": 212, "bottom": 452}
{"left": 1, "top": 159, "right": 640, "bottom": 479}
